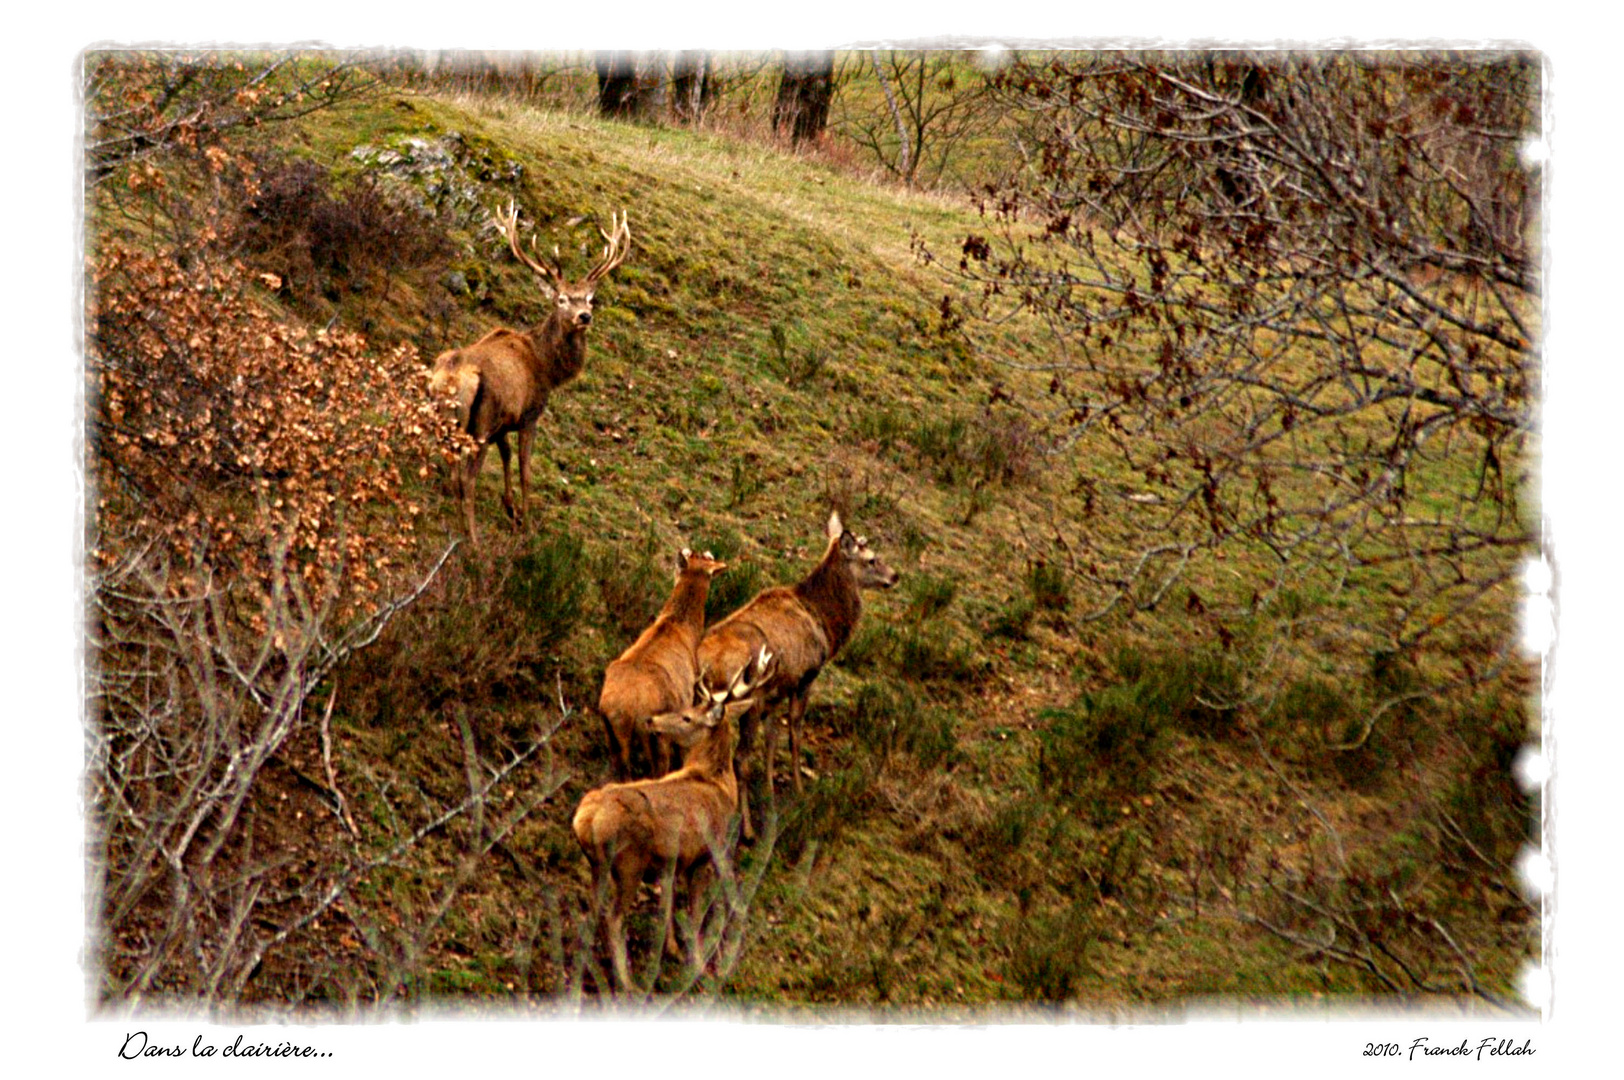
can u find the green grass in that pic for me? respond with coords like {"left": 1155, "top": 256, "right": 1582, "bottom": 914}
{"left": 95, "top": 75, "right": 1537, "bottom": 1013}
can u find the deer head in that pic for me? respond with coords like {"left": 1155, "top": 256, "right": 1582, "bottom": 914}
{"left": 651, "top": 648, "right": 775, "bottom": 751}
{"left": 492, "top": 201, "right": 631, "bottom": 331}
{"left": 677, "top": 548, "right": 728, "bottom": 581}
{"left": 828, "top": 510, "right": 900, "bottom": 590}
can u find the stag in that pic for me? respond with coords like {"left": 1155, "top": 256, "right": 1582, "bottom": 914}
{"left": 429, "top": 202, "right": 631, "bottom": 541}
{"left": 573, "top": 647, "right": 773, "bottom": 990}
{"left": 697, "top": 510, "right": 899, "bottom": 839}
{"left": 599, "top": 548, "right": 727, "bottom": 781}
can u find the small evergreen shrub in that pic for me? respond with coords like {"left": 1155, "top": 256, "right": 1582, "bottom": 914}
{"left": 505, "top": 531, "right": 588, "bottom": 653}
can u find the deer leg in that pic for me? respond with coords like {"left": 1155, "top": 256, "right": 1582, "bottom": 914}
{"left": 461, "top": 442, "right": 491, "bottom": 544}
{"left": 651, "top": 730, "right": 672, "bottom": 777}
{"left": 515, "top": 422, "right": 536, "bottom": 530}
{"left": 684, "top": 860, "right": 715, "bottom": 970}
{"left": 607, "top": 855, "right": 640, "bottom": 992}
{"left": 496, "top": 435, "right": 519, "bottom": 526}
{"left": 761, "top": 704, "right": 781, "bottom": 799}
{"left": 659, "top": 861, "right": 682, "bottom": 963}
{"left": 788, "top": 691, "right": 809, "bottom": 793}
{"left": 734, "top": 708, "right": 760, "bottom": 842}
{"left": 603, "top": 712, "right": 631, "bottom": 782}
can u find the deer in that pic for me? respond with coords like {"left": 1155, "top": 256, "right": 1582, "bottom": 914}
{"left": 572, "top": 647, "right": 773, "bottom": 991}
{"left": 598, "top": 547, "right": 727, "bottom": 781}
{"left": 429, "top": 201, "right": 631, "bottom": 542}
{"left": 696, "top": 510, "right": 899, "bottom": 840}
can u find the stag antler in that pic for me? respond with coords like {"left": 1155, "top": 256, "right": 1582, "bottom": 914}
{"left": 491, "top": 200, "right": 564, "bottom": 288}
{"left": 719, "top": 647, "right": 774, "bottom": 704}
{"left": 585, "top": 210, "right": 632, "bottom": 285}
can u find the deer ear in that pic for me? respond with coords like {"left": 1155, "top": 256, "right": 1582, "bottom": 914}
{"left": 722, "top": 699, "right": 758, "bottom": 724}
{"left": 827, "top": 510, "right": 844, "bottom": 541}
{"left": 678, "top": 548, "right": 692, "bottom": 571}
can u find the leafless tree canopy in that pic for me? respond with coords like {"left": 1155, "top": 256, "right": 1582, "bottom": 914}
{"left": 928, "top": 51, "right": 1538, "bottom": 665}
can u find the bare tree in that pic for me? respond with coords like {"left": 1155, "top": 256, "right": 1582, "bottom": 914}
{"left": 84, "top": 51, "right": 377, "bottom": 188}
{"left": 839, "top": 51, "right": 997, "bottom": 187}
{"left": 923, "top": 51, "right": 1538, "bottom": 696}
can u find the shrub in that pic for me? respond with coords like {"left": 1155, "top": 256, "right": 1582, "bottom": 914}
{"left": 777, "top": 765, "right": 875, "bottom": 862}
{"left": 1114, "top": 644, "right": 1245, "bottom": 738}
{"left": 1037, "top": 685, "right": 1170, "bottom": 800}
{"left": 966, "top": 792, "right": 1051, "bottom": 893}
{"left": 1437, "top": 704, "right": 1536, "bottom": 864}
{"left": 834, "top": 624, "right": 893, "bottom": 673}
{"left": 985, "top": 596, "right": 1036, "bottom": 641}
{"left": 87, "top": 233, "right": 466, "bottom": 1003}
{"left": 764, "top": 321, "right": 826, "bottom": 387}
{"left": 903, "top": 572, "right": 958, "bottom": 622}
{"left": 846, "top": 681, "right": 959, "bottom": 769}
{"left": 854, "top": 406, "right": 908, "bottom": 455}
{"left": 1002, "top": 901, "right": 1096, "bottom": 1002}
{"left": 896, "top": 625, "right": 983, "bottom": 685}
{"left": 1026, "top": 560, "right": 1069, "bottom": 613}
{"left": 690, "top": 528, "right": 769, "bottom": 624}
{"left": 971, "top": 405, "right": 1043, "bottom": 486}
{"left": 505, "top": 530, "right": 589, "bottom": 654}
{"left": 238, "top": 154, "right": 452, "bottom": 312}
{"left": 1264, "top": 676, "right": 1356, "bottom": 761}
{"left": 592, "top": 529, "right": 668, "bottom": 640}
{"left": 1326, "top": 649, "right": 1431, "bottom": 790}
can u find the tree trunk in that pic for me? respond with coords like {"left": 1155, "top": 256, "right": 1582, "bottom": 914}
{"left": 671, "top": 51, "right": 711, "bottom": 124}
{"left": 595, "top": 51, "right": 663, "bottom": 122}
{"left": 870, "top": 50, "right": 913, "bottom": 182}
{"left": 773, "top": 51, "right": 835, "bottom": 145}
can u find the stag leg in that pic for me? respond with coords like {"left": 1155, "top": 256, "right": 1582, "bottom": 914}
{"left": 496, "top": 435, "right": 520, "bottom": 527}
{"left": 460, "top": 441, "right": 492, "bottom": 544}
{"left": 516, "top": 421, "right": 537, "bottom": 530}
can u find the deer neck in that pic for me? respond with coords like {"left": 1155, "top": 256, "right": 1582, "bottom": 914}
{"left": 659, "top": 572, "right": 713, "bottom": 638}
{"left": 682, "top": 725, "right": 738, "bottom": 790}
{"left": 794, "top": 543, "right": 862, "bottom": 656}
{"left": 530, "top": 314, "right": 590, "bottom": 388}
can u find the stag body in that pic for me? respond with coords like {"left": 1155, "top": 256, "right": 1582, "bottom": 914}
{"left": 697, "top": 511, "right": 898, "bottom": 838}
{"left": 430, "top": 204, "right": 630, "bottom": 542}
{"left": 573, "top": 650, "right": 771, "bottom": 990}
{"left": 599, "top": 548, "right": 727, "bottom": 780}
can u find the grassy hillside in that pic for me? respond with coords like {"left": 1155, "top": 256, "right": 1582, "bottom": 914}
{"left": 88, "top": 71, "right": 1538, "bottom": 1016}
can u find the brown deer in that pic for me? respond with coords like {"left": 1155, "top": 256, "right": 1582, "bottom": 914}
{"left": 696, "top": 510, "right": 899, "bottom": 839}
{"left": 598, "top": 547, "right": 727, "bottom": 781}
{"left": 429, "top": 201, "right": 631, "bottom": 542}
{"left": 572, "top": 647, "right": 773, "bottom": 991}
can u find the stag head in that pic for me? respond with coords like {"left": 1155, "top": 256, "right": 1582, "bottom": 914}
{"left": 492, "top": 202, "right": 632, "bottom": 331}
{"left": 650, "top": 648, "right": 775, "bottom": 749}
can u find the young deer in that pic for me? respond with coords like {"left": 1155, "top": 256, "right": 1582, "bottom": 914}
{"left": 598, "top": 548, "right": 727, "bottom": 781}
{"left": 429, "top": 202, "right": 631, "bottom": 542}
{"left": 573, "top": 647, "right": 773, "bottom": 991}
{"left": 697, "top": 510, "right": 899, "bottom": 839}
